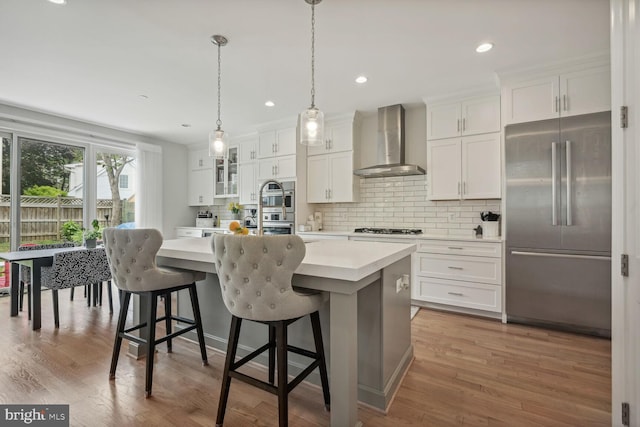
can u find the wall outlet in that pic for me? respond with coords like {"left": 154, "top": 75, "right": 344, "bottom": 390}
{"left": 396, "top": 277, "right": 403, "bottom": 293}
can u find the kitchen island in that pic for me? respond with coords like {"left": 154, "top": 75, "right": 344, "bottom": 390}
{"left": 156, "top": 237, "right": 416, "bottom": 427}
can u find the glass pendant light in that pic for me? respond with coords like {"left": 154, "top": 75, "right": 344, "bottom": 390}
{"left": 299, "top": 0, "right": 324, "bottom": 146}
{"left": 209, "top": 35, "right": 229, "bottom": 158}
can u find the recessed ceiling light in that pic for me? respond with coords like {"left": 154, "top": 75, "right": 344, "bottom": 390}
{"left": 265, "top": 100, "right": 275, "bottom": 107}
{"left": 476, "top": 43, "right": 493, "bottom": 53}
{"left": 48, "top": 0, "right": 67, "bottom": 4}
{"left": 181, "top": 124, "right": 191, "bottom": 128}
{"left": 355, "top": 76, "right": 368, "bottom": 84}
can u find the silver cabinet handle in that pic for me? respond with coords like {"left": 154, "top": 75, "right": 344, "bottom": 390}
{"left": 198, "top": 159, "right": 203, "bottom": 167}
{"left": 457, "top": 119, "right": 460, "bottom": 132}
{"left": 199, "top": 195, "right": 203, "bottom": 203}
{"left": 275, "top": 142, "right": 279, "bottom": 153}
{"left": 462, "top": 118, "right": 466, "bottom": 131}
{"left": 275, "top": 165, "right": 278, "bottom": 176}
{"left": 447, "top": 246, "right": 464, "bottom": 250}
{"left": 566, "top": 140, "right": 572, "bottom": 226}
{"left": 325, "top": 189, "right": 328, "bottom": 199}
{"left": 551, "top": 142, "right": 558, "bottom": 226}
{"left": 463, "top": 181, "right": 467, "bottom": 195}
{"left": 563, "top": 94, "right": 567, "bottom": 111}
{"left": 448, "top": 292, "right": 464, "bottom": 296}
{"left": 447, "top": 266, "right": 463, "bottom": 270}
{"left": 457, "top": 182, "right": 461, "bottom": 195}
{"left": 328, "top": 188, "right": 332, "bottom": 199}
{"left": 555, "top": 96, "right": 559, "bottom": 112}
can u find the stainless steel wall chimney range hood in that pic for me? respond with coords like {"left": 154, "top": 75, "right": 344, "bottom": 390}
{"left": 353, "top": 104, "right": 425, "bottom": 178}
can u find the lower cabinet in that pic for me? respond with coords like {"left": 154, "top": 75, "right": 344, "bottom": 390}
{"left": 412, "top": 239, "right": 503, "bottom": 315}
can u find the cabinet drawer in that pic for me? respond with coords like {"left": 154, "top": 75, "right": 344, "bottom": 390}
{"left": 417, "top": 253, "right": 501, "bottom": 285}
{"left": 417, "top": 239, "right": 501, "bottom": 257}
{"left": 176, "top": 228, "right": 204, "bottom": 238}
{"left": 415, "top": 276, "right": 501, "bottom": 312}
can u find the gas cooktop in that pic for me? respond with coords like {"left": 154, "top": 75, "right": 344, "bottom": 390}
{"left": 354, "top": 228, "right": 423, "bottom": 235}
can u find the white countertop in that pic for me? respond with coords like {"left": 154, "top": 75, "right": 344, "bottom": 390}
{"left": 297, "top": 230, "right": 502, "bottom": 243}
{"left": 157, "top": 237, "right": 416, "bottom": 282}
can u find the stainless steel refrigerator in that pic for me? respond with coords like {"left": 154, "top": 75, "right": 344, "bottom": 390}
{"left": 505, "top": 111, "right": 611, "bottom": 337}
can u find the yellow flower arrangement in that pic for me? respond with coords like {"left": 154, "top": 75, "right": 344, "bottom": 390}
{"left": 228, "top": 202, "right": 242, "bottom": 214}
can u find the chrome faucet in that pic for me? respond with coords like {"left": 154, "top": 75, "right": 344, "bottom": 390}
{"left": 258, "top": 180, "right": 286, "bottom": 236}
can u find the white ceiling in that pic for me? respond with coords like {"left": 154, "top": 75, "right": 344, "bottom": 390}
{"left": 0, "top": 0, "right": 610, "bottom": 145}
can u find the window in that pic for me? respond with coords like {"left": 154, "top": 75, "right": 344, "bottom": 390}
{"left": 119, "top": 174, "right": 128, "bottom": 189}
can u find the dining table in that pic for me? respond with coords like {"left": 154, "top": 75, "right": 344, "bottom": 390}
{"left": 0, "top": 246, "right": 85, "bottom": 330}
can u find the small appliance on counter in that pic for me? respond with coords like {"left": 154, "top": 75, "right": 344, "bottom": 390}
{"left": 196, "top": 210, "right": 215, "bottom": 228}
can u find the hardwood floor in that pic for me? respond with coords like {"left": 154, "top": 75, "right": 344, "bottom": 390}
{"left": 0, "top": 290, "right": 610, "bottom": 426}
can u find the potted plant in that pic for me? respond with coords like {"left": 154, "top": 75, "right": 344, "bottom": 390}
{"left": 83, "top": 219, "right": 102, "bottom": 248}
{"left": 228, "top": 201, "right": 243, "bottom": 220}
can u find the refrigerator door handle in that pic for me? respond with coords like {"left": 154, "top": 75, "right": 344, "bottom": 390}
{"left": 566, "top": 140, "right": 572, "bottom": 226}
{"left": 551, "top": 142, "right": 558, "bottom": 226}
{"left": 511, "top": 250, "right": 611, "bottom": 261}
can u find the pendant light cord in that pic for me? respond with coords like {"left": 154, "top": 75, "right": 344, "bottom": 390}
{"left": 216, "top": 41, "right": 222, "bottom": 130}
{"left": 310, "top": 0, "right": 316, "bottom": 109}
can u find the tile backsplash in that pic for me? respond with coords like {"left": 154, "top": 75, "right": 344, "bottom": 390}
{"left": 313, "top": 175, "right": 501, "bottom": 237}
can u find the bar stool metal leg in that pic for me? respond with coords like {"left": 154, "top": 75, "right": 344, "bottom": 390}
{"left": 276, "top": 321, "right": 288, "bottom": 427}
{"left": 144, "top": 292, "right": 158, "bottom": 398}
{"left": 188, "top": 284, "right": 208, "bottom": 365}
{"left": 216, "top": 315, "right": 242, "bottom": 427}
{"left": 109, "top": 291, "right": 131, "bottom": 380}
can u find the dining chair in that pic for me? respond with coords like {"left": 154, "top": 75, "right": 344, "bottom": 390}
{"left": 103, "top": 228, "right": 208, "bottom": 398}
{"left": 18, "top": 242, "right": 76, "bottom": 319}
{"left": 212, "top": 234, "right": 330, "bottom": 427}
{"left": 40, "top": 247, "right": 113, "bottom": 328}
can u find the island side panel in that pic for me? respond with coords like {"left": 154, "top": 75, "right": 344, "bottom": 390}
{"left": 176, "top": 270, "right": 406, "bottom": 412}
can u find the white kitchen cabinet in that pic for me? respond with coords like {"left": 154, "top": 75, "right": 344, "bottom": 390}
{"left": 189, "top": 149, "right": 214, "bottom": 170}
{"left": 257, "top": 154, "right": 296, "bottom": 181}
{"left": 412, "top": 239, "right": 502, "bottom": 315}
{"left": 258, "top": 127, "right": 296, "bottom": 158}
{"left": 426, "top": 95, "right": 500, "bottom": 140}
{"left": 238, "top": 162, "right": 258, "bottom": 205}
{"left": 187, "top": 149, "right": 213, "bottom": 206}
{"left": 502, "top": 65, "right": 611, "bottom": 125}
{"left": 427, "top": 133, "right": 501, "bottom": 200}
{"left": 214, "top": 145, "right": 238, "bottom": 198}
{"left": 307, "top": 118, "right": 354, "bottom": 156}
{"left": 236, "top": 134, "right": 258, "bottom": 163}
{"left": 188, "top": 168, "right": 213, "bottom": 206}
{"left": 307, "top": 151, "right": 359, "bottom": 203}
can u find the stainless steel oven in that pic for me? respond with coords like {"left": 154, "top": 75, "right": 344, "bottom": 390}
{"left": 261, "top": 181, "right": 295, "bottom": 211}
{"left": 260, "top": 181, "right": 295, "bottom": 235}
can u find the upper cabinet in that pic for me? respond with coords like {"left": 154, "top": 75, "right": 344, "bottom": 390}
{"left": 258, "top": 155, "right": 296, "bottom": 181}
{"left": 187, "top": 148, "right": 213, "bottom": 206}
{"left": 258, "top": 127, "right": 297, "bottom": 158}
{"left": 214, "top": 145, "right": 238, "bottom": 198}
{"left": 237, "top": 133, "right": 258, "bottom": 163}
{"left": 427, "top": 133, "right": 501, "bottom": 200}
{"left": 307, "top": 118, "right": 354, "bottom": 156}
{"left": 189, "top": 149, "right": 214, "bottom": 170}
{"left": 502, "top": 64, "right": 611, "bottom": 125}
{"left": 426, "top": 95, "right": 500, "bottom": 140}
{"left": 306, "top": 112, "right": 360, "bottom": 203}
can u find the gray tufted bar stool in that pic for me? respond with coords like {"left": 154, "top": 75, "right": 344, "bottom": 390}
{"left": 103, "top": 228, "right": 208, "bottom": 398}
{"left": 212, "top": 234, "right": 330, "bottom": 427}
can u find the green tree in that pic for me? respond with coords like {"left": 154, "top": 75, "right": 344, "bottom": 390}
{"left": 23, "top": 185, "right": 67, "bottom": 197}
{"left": 98, "top": 154, "right": 134, "bottom": 226}
{"left": 19, "top": 139, "right": 83, "bottom": 194}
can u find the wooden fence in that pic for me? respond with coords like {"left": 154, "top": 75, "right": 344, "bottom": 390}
{"left": 0, "top": 195, "right": 134, "bottom": 243}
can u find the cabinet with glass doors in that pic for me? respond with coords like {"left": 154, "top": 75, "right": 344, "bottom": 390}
{"left": 214, "top": 145, "right": 239, "bottom": 197}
